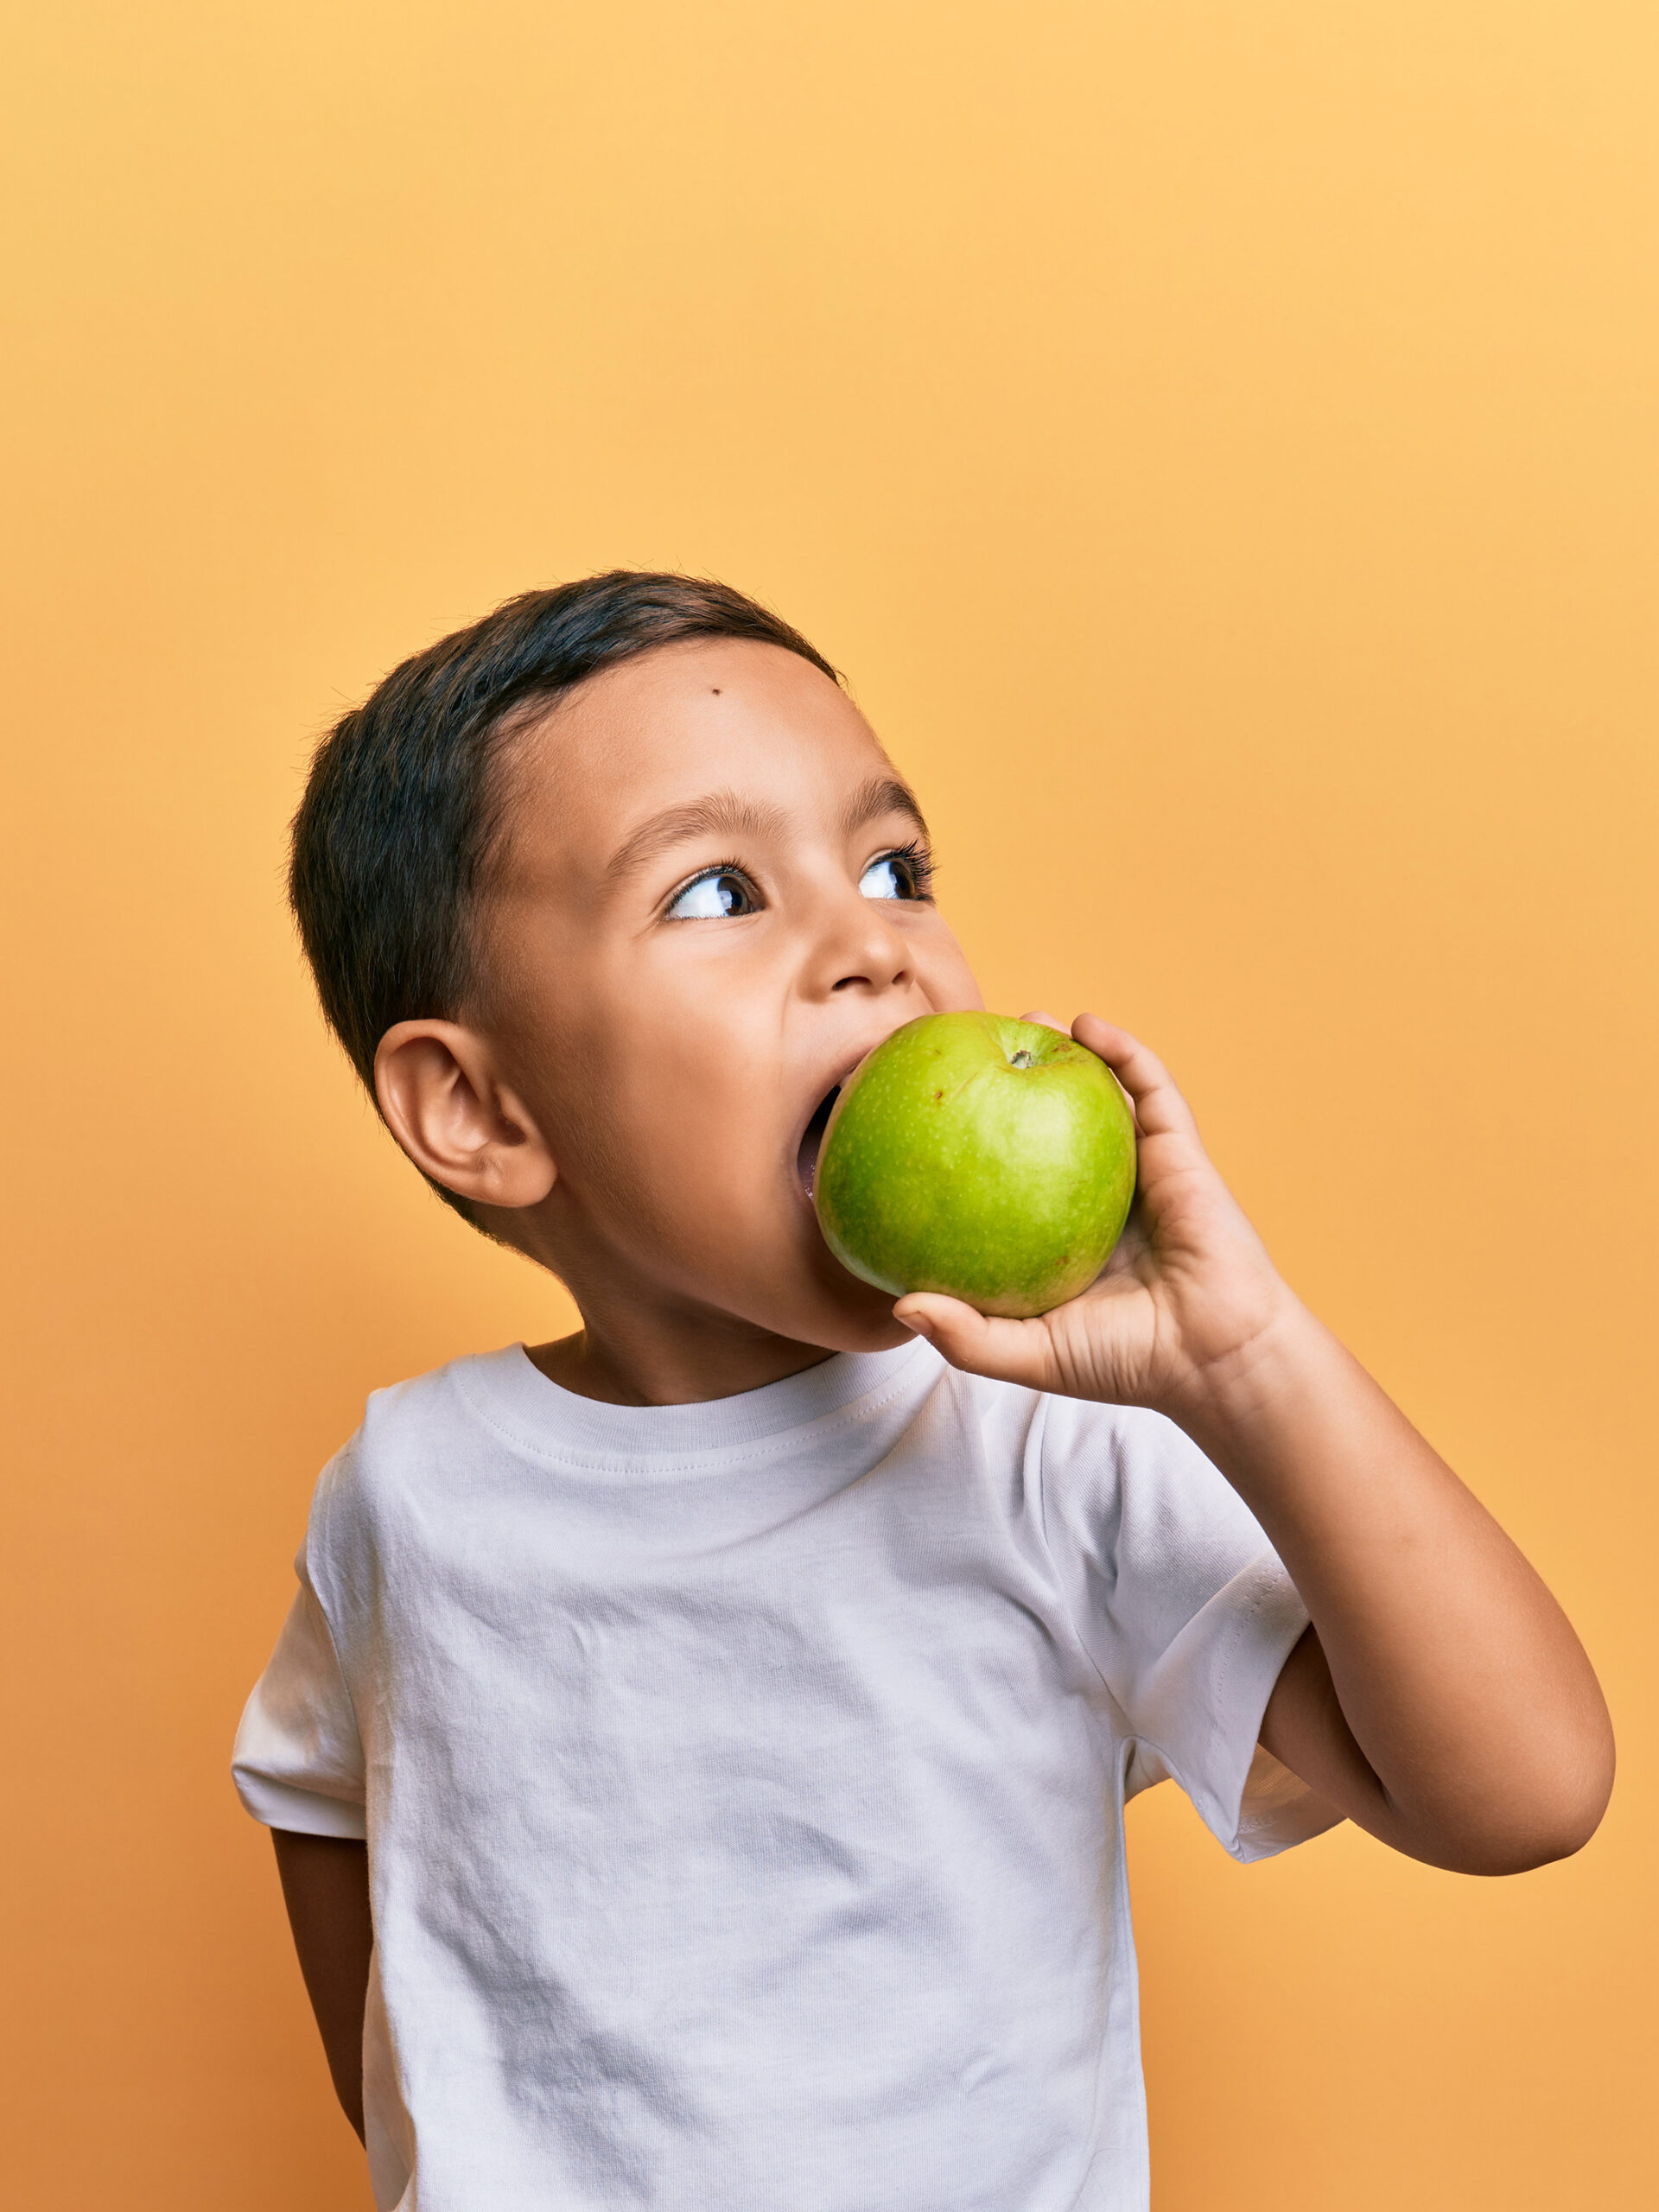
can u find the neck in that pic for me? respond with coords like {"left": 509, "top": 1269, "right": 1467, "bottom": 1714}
{"left": 525, "top": 1295, "right": 838, "bottom": 1408}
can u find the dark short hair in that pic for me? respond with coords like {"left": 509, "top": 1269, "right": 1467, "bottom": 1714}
{"left": 289, "top": 570, "right": 839, "bottom": 1220}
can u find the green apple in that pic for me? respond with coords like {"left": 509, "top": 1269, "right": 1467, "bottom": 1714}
{"left": 813, "top": 1011, "right": 1137, "bottom": 1319}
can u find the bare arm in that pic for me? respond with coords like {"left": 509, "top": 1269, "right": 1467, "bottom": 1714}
{"left": 897, "top": 1015, "right": 1615, "bottom": 1875}
{"left": 1199, "top": 1309, "right": 1611, "bottom": 1872}
{"left": 272, "top": 1829, "right": 372, "bottom": 2142}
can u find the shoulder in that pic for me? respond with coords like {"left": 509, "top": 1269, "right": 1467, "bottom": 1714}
{"left": 340, "top": 1344, "right": 519, "bottom": 1461}
{"left": 1033, "top": 1389, "right": 1269, "bottom": 1577}
{"left": 305, "top": 1346, "right": 523, "bottom": 1555}
{"left": 918, "top": 1361, "right": 1204, "bottom": 1522}
{"left": 931, "top": 1360, "right": 1185, "bottom": 1478}
{"left": 1036, "top": 1389, "right": 1210, "bottom": 1480}
{"left": 935, "top": 1369, "right": 1256, "bottom": 1547}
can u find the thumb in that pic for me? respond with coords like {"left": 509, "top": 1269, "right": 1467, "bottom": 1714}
{"left": 893, "top": 1294, "right": 1061, "bottom": 1390}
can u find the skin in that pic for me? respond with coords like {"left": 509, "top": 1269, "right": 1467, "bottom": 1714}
{"left": 275, "top": 636, "right": 1614, "bottom": 2136}
{"left": 271, "top": 1830, "right": 372, "bottom": 2145}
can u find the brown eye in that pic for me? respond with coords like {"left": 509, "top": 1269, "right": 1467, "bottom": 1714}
{"left": 666, "top": 868, "right": 759, "bottom": 919}
{"left": 859, "top": 854, "right": 922, "bottom": 900}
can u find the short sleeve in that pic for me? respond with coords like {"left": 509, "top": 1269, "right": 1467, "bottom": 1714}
{"left": 1037, "top": 1395, "right": 1343, "bottom": 1864}
{"left": 232, "top": 1560, "right": 367, "bottom": 1840}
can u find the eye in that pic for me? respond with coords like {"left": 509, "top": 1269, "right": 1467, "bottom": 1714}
{"left": 664, "top": 866, "right": 760, "bottom": 920}
{"left": 858, "top": 847, "right": 931, "bottom": 901}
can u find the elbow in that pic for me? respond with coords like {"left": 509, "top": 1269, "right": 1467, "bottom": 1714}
{"left": 1533, "top": 1708, "right": 1618, "bottom": 1867}
{"left": 1457, "top": 1815, "right": 1605, "bottom": 1878}
{"left": 1504, "top": 1763, "right": 1616, "bottom": 1874}
{"left": 1437, "top": 1725, "right": 1617, "bottom": 1878}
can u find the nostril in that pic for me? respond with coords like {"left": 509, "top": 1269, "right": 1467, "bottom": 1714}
{"left": 834, "top": 966, "right": 912, "bottom": 992}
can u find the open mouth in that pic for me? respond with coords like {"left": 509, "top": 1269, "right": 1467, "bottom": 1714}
{"left": 796, "top": 1084, "right": 842, "bottom": 1202}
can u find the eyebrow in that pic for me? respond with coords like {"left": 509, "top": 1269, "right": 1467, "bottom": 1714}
{"left": 841, "top": 774, "right": 931, "bottom": 844}
{"left": 604, "top": 775, "right": 931, "bottom": 886}
{"left": 604, "top": 790, "right": 789, "bottom": 884}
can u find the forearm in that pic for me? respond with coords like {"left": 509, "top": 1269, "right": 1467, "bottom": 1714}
{"left": 1173, "top": 1301, "right": 1614, "bottom": 1872}
{"left": 272, "top": 1829, "right": 373, "bottom": 2142}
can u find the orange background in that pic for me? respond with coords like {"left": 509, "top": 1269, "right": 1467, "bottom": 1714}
{"left": 3, "top": 3, "right": 1655, "bottom": 2205}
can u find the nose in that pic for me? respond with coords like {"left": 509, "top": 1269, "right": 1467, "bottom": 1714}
{"left": 804, "top": 882, "right": 916, "bottom": 1000}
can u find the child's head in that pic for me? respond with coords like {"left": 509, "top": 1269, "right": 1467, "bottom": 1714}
{"left": 291, "top": 573, "right": 982, "bottom": 1357}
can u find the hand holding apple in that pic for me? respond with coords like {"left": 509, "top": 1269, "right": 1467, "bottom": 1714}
{"left": 891, "top": 1014, "right": 1300, "bottom": 1420}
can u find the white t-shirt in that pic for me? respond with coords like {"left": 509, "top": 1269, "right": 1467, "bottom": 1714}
{"left": 234, "top": 1340, "right": 1338, "bottom": 2212}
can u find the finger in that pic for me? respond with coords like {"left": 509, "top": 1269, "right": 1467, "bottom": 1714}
{"left": 1069, "top": 1014, "right": 1200, "bottom": 1141}
{"left": 893, "top": 1294, "right": 1062, "bottom": 1391}
{"left": 1018, "top": 1008, "right": 1070, "bottom": 1033}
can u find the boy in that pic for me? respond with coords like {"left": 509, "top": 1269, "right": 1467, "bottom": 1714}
{"left": 235, "top": 572, "right": 1612, "bottom": 2211}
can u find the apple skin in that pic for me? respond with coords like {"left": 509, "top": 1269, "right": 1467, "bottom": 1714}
{"left": 813, "top": 1012, "right": 1137, "bottom": 1319}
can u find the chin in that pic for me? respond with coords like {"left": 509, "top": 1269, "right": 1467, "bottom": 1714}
{"left": 705, "top": 1198, "right": 923, "bottom": 1358}
{"left": 812, "top": 1306, "right": 918, "bottom": 1356}
{"left": 774, "top": 1265, "right": 919, "bottom": 1357}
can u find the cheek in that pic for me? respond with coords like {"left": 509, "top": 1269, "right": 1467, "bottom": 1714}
{"left": 486, "top": 936, "right": 777, "bottom": 1249}
{"left": 917, "top": 917, "right": 984, "bottom": 1010}
{"left": 551, "top": 1014, "right": 785, "bottom": 1217}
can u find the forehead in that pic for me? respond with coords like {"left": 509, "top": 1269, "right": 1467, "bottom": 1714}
{"left": 499, "top": 638, "right": 892, "bottom": 872}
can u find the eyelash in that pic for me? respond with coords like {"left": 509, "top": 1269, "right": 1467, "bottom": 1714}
{"left": 662, "top": 839, "right": 937, "bottom": 919}
{"left": 880, "top": 840, "right": 937, "bottom": 900}
{"left": 662, "top": 858, "right": 754, "bottom": 916}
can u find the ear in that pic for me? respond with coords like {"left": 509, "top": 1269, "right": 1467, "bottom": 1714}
{"left": 373, "top": 1020, "right": 556, "bottom": 1211}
